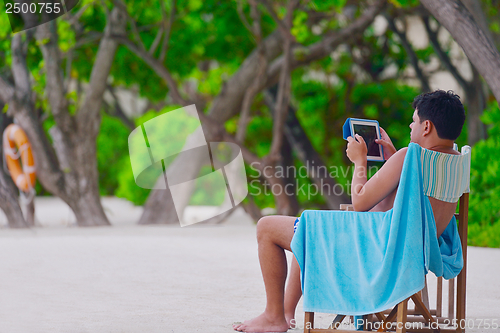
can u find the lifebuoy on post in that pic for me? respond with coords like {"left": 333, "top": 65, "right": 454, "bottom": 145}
{"left": 3, "top": 124, "right": 36, "bottom": 192}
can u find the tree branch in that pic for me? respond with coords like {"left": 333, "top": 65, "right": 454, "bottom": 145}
{"left": 197, "top": 111, "right": 292, "bottom": 214}
{"left": 422, "top": 15, "right": 470, "bottom": 90}
{"left": 105, "top": 85, "right": 135, "bottom": 130}
{"left": 237, "top": 1, "right": 266, "bottom": 142}
{"left": 11, "top": 34, "right": 32, "bottom": 104}
{"left": 236, "top": 0, "right": 254, "bottom": 36}
{"left": 264, "top": 0, "right": 387, "bottom": 88}
{"left": 208, "top": 28, "right": 284, "bottom": 123}
{"left": 268, "top": 0, "right": 296, "bottom": 161}
{"left": 0, "top": 75, "right": 15, "bottom": 104}
{"left": 148, "top": 24, "right": 164, "bottom": 55}
{"left": 159, "top": 0, "right": 176, "bottom": 63}
{"left": 420, "top": 0, "right": 500, "bottom": 103}
{"left": 64, "top": 0, "right": 95, "bottom": 32}
{"left": 112, "top": 0, "right": 146, "bottom": 51}
{"left": 77, "top": 6, "right": 127, "bottom": 129}
{"left": 385, "top": 14, "right": 431, "bottom": 92}
{"left": 113, "top": 34, "right": 188, "bottom": 106}
{"left": 35, "top": 21, "right": 73, "bottom": 132}
{"left": 461, "top": 0, "right": 496, "bottom": 47}
{"left": 259, "top": 0, "right": 298, "bottom": 41}
{"left": 207, "top": 0, "right": 385, "bottom": 125}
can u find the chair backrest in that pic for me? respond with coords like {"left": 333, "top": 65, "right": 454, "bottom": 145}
{"left": 420, "top": 145, "right": 471, "bottom": 203}
{"left": 420, "top": 144, "right": 471, "bottom": 325}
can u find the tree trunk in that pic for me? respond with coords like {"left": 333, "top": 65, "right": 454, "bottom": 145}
{"left": 138, "top": 185, "right": 179, "bottom": 225}
{"left": 0, "top": 161, "right": 26, "bottom": 228}
{"left": 420, "top": 0, "right": 500, "bottom": 104}
{"left": 0, "top": 173, "right": 26, "bottom": 228}
{"left": 280, "top": 133, "right": 300, "bottom": 216}
{"left": 264, "top": 89, "right": 351, "bottom": 209}
{"left": 460, "top": 0, "right": 495, "bottom": 46}
{"left": 1, "top": 7, "right": 127, "bottom": 227}
{"left": 0, "top": 107, "right": 28, "bottom": 228}
{"left": 456, "top": 0, "right": 489, "bottom": 145}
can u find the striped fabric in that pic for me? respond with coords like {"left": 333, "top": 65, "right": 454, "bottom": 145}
{"left": 421, "top": 145, "right": 471, "bottom": 203}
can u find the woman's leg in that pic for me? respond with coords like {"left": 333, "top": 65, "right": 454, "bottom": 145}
{"left": 284, "top": 256, "right": 302, "bottom": 328}
{"left": 233, "top": 215, "right": 296, "bottom": 332}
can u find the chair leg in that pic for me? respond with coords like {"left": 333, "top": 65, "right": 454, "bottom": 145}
{"left": 396, "top": 298, "right": 408, "bottom": 333}
{"left": 457, "top": 193, "right": 468, "bottom": 333}
{"left": 411, "top": 294, "right": 440, "bottom": 333}
{"left": 436, "top": 276, "right": 443, "bottom": 318}
{"left": 305, "top": 312, "right": 314, "bottom": 333}
{"left": 422, "top": 275, "right": 430, "bottom": 311}
{"left": 374, "top": 312, "right": 386, "bottom": 322}
{"left": 457, "top": 269, "right": 466, "bottom": 333}
{"left": 448, "top": 277, "right": 455, "bottom": 320}
{"left": 331, "top": 314, "right": 346, "bottom": 329}
{"left": 378, "top": 305, "right": 399, "bottom": 332}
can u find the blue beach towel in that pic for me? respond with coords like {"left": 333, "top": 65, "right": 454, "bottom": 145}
{"left": 290, "top": 143, "right": 464, "bottom": 315}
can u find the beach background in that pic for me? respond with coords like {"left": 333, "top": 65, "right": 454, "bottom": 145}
{"left": 1, "top": 199, "right": 499, "bottom": 332}
{"left": 1, "top": 0, "right": 500, "bottom": 332}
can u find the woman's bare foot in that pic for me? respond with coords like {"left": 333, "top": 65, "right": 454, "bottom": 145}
{"left": 233, "top": 312, "right": 289, "bottom": 332}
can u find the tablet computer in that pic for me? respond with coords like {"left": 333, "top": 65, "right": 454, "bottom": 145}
{"left": 342, "top": 118, "right": 384, "bottom": 161}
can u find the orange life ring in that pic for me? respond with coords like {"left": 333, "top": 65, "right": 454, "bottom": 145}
{"left": 3, "top": 124, "right": 36, "bottom": 192}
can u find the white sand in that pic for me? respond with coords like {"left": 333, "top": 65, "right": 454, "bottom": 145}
{"left": 0, "top": 198, "right": 499, "bottom": 332}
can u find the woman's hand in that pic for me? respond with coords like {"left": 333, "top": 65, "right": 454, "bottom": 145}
{"left": 375, "top": 127, "right": 397, "bottom": 160}
{"left": 346, "top": 134, "right": 367, "bottom": 165}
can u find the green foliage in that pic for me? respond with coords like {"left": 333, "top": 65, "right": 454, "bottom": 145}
{"left": 114, "top": 106, "right": 180, "bottom": 205}
{"left": 309, "top": 0, "right": 347, "bottom": 12}
{"left": 291, "top": 11, "right": 310, "bottom": 43}
{"left": 189, "top": 61, "right": 239, "bottom": 97}
{"left": 96, "top": 113, "right": 131, "bottom": 196}
{"left": 1, "top": 0, "right": 497, "bottom": 249}
{"left": 56, "top": 20, "right": 76, "bottom": 53}
{"left": 388, "top": 0, "right": 420, "bottom": 8}
{"left": 491, "top": 22, "right": 500, "bottom": 33}
{"left": 115, "top": 156, "right": 151, "bottom": 206}
{"left": 468, "top": 102, "right": 500, "bottom": 247}
{"left": 114, "top": 105, "right": 226, "bottom": 206}
{"left": 0, "top": 11, "right": 12, "bottom": 68}
{"left": 468, "top": 221, "right": 500, "bottom": 248}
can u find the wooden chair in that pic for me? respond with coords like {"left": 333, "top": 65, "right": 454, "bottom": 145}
{"left": 303, "top": 193, "right": 469, "bottom": 333}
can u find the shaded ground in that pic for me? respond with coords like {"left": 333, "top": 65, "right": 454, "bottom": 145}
{"left": 0, "top": 200, "right": 498, "bottom": 332}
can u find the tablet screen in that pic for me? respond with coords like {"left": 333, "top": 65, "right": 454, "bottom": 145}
{"left": 353, "top": 124, "right": 380, "bottom": 157}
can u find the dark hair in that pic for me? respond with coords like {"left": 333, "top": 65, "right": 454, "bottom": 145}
{"left": 412, "top": 90, "right": 465, "bottom": 140}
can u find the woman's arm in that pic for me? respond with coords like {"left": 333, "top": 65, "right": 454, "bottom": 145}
{"left": 346, "top": 134, "right": 407, "bottom": 211}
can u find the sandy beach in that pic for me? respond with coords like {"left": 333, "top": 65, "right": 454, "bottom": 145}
{"left": 0, "top": 198, "right": 499, "bottom": 333}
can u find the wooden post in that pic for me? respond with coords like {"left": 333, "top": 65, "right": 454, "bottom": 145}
{"left": 422, "top": 276, "right": 430, "bottom": 311}
{"left": 456, "top": 193, "right": 469, "bottom": 333}
{"left": 448, "top": 278, "right": 455, "bottom": 320}
{"left": 436, "top": 276, "right": 443, "bottom": 318}
{"left": 396, "top": 299, "right": 408, "bottom": 333}
{"left": 305, "top": 312, "right": 314, "bottom": 333}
